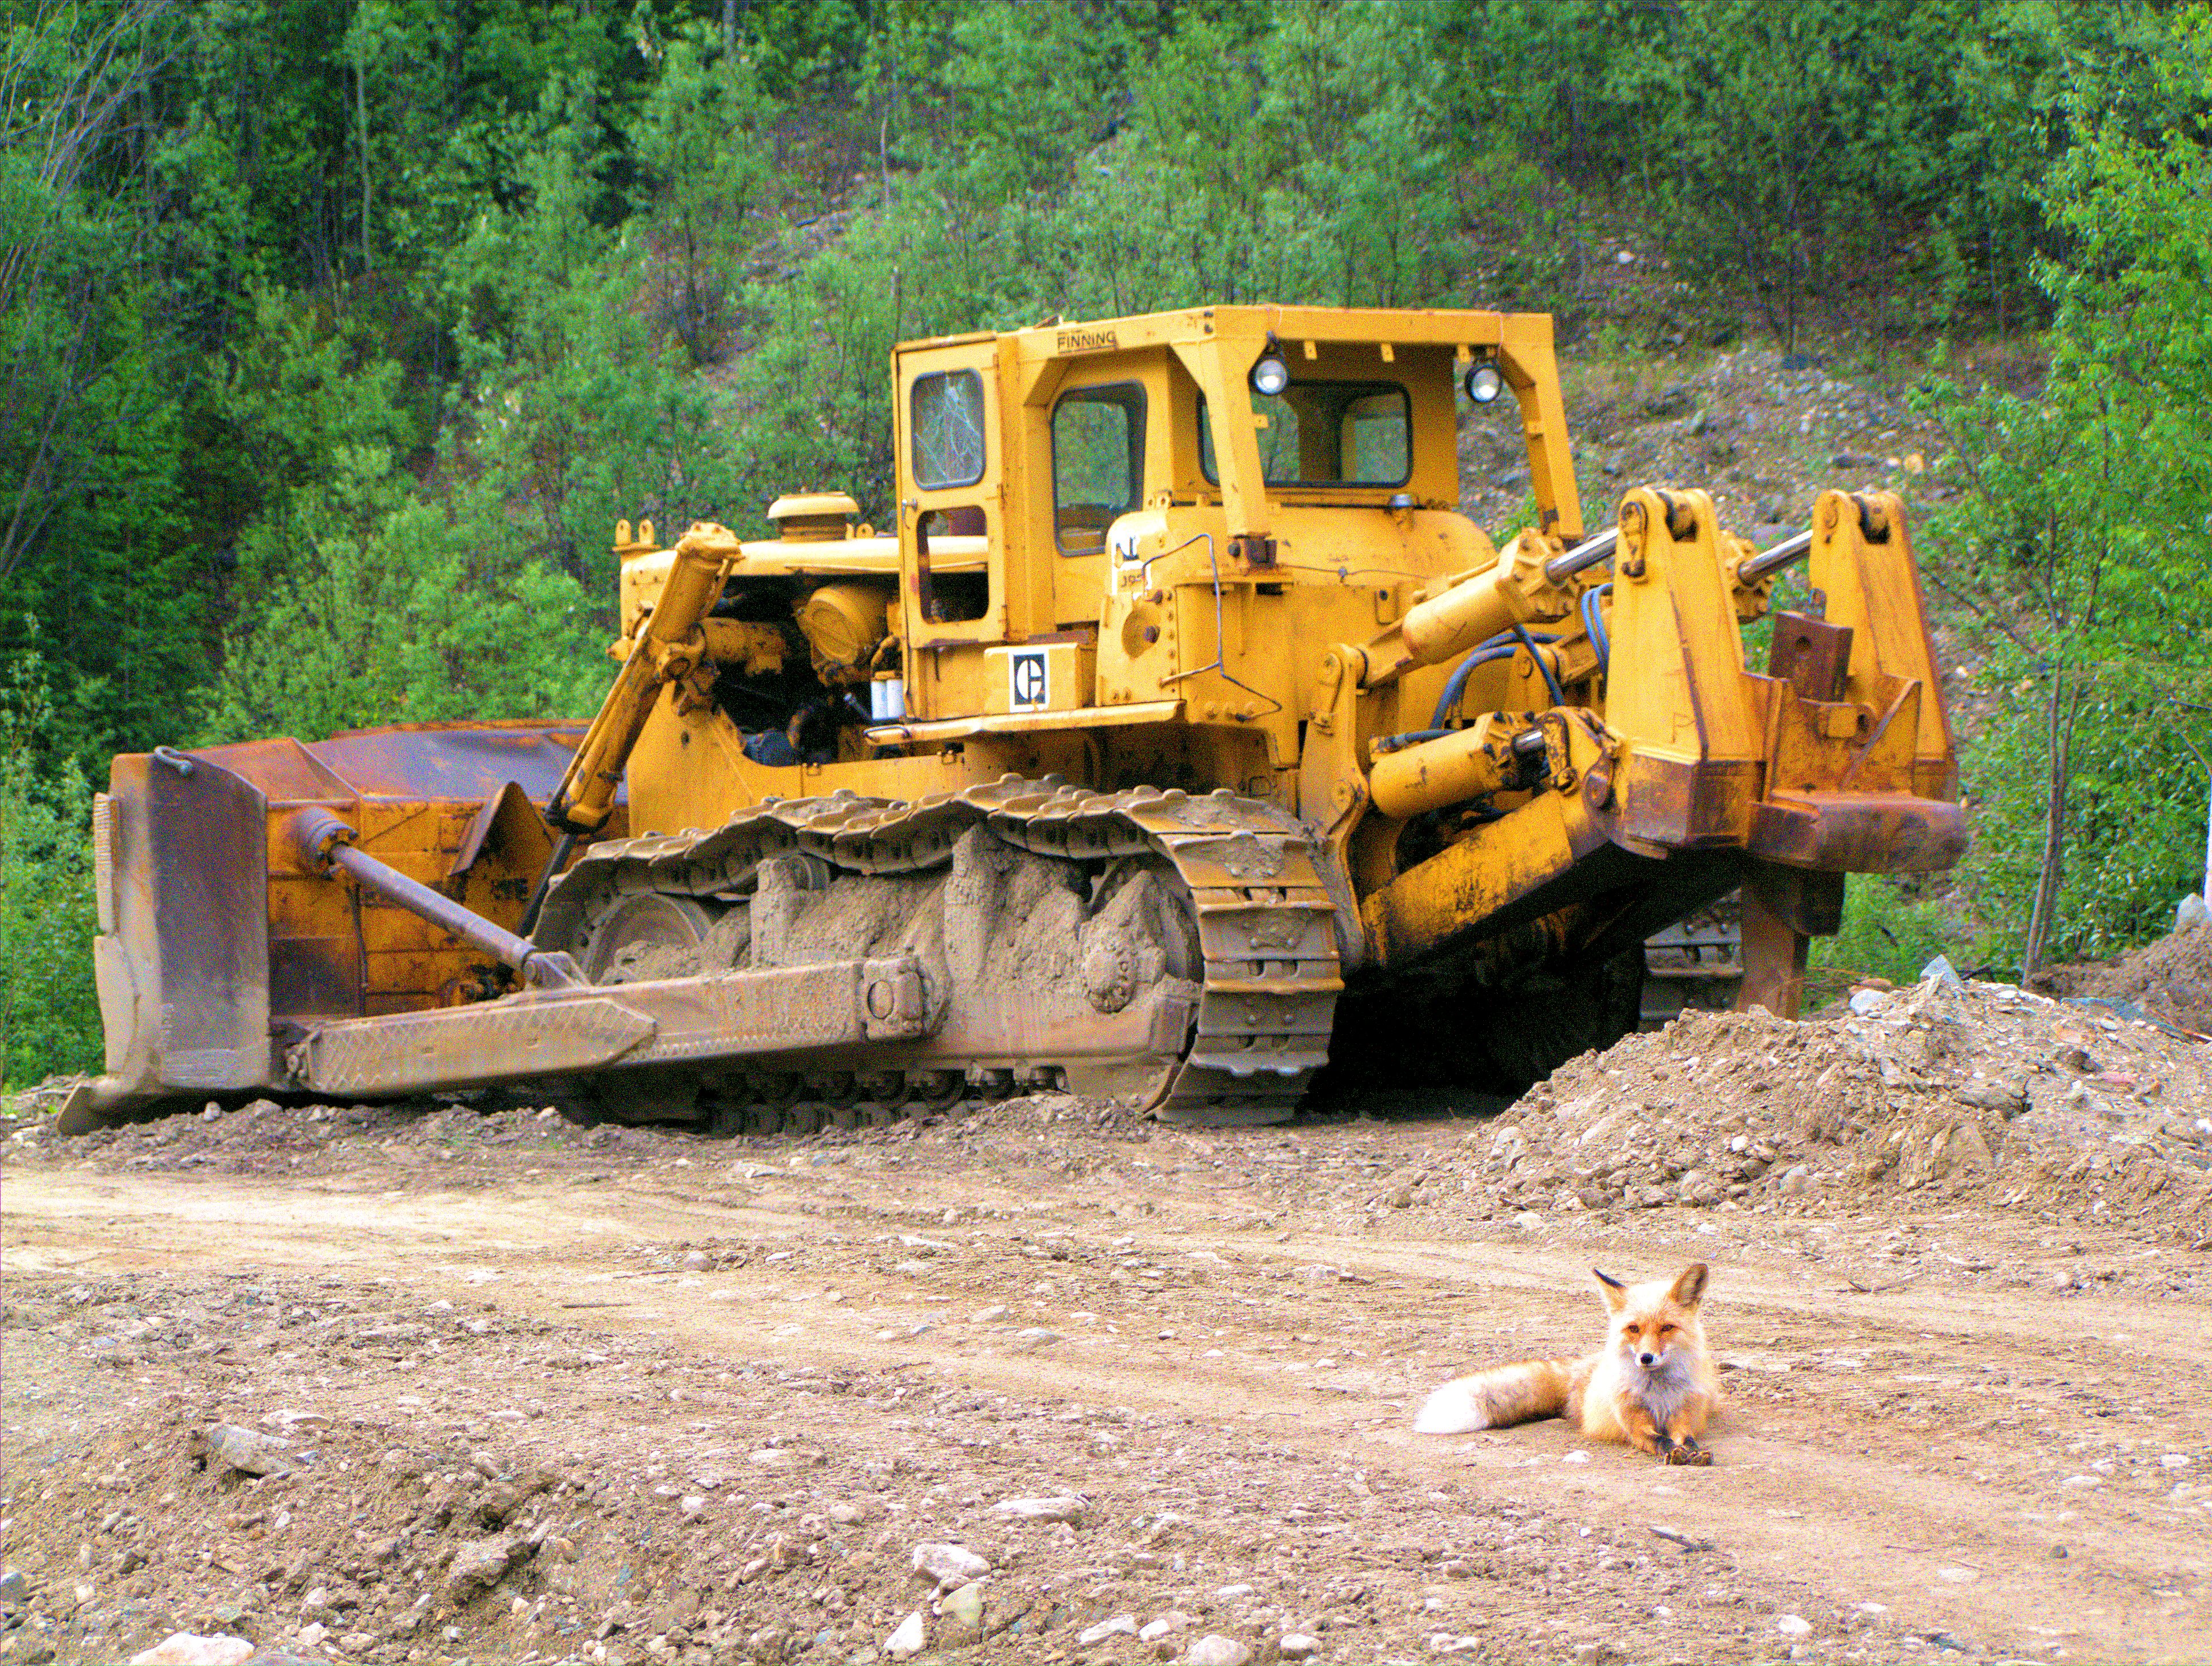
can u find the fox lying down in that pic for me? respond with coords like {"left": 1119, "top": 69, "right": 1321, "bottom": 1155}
{"left": 1413, "top": 1263, "right": 1721, "bottom": 1465}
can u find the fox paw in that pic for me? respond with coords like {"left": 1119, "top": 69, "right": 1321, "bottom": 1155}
{"left": 1663, "top": 1442, "right": 1713, "bottom": 1467}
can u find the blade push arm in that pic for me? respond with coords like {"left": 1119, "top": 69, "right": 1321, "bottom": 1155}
{"left": 547, "top": 522, "right": 742, "bottom": 833}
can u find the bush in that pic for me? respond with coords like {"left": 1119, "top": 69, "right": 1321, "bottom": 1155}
{"left": 0, "top": 648, "right": 102, "bottom": 1091}
{"left": 1807, "top": 873, "right": 1965, "bottom": 996}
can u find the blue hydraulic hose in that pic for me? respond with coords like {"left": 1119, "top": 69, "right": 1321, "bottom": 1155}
{"left": 1512, "top": 622, "right": 1566, "bottom": 706}
{"left": 1580, "top": 584, "right": 1612, "bottom": 672}
{"left": 1429, "top": 646, "right": 1515, "bottom": 730}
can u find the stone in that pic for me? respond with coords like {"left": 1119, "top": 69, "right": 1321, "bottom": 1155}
{"left": 1776, "top": 1615, "right": 1812, "bottom": 1637}
{"left": 297, "top": 1623, "right": 327, "bottom": 1648}
{"left": 884, "top": 1611, "right": 925, "bottom": 1659}
{"left": 972, "top": 1305, "right": 1009, "bottom": 1323}
{"left": 127, "top": 1637, "right": 255, "bottom": 1666}
{"left": 1185, "top": 1637, "right": 1252, "bottom": 1665}
{"left": 446, "top": 1530, "right": 525, "bottom": 1599}
{"left": 938, "top": 1581, "right": 986, "bottom": 1637}
{"left": 0, "top": 1572, "right": 25, "bottom": 1604}
{"left": 1278, "top": 1636, "right": 1320, "bottom": 1660}
{"left": 1955, "top": 1077, "right": 2027, "bottom": 1117}
{"left": 1511, "top": 1211, "right": 1544, "bottom": 1231}
{"left": 1572, "top": 1645, "right": 1624, "bottom": 1665}
{"left": 1848, "top": 988, "right": 1887, "bottom": 1016}
{"left": 911, "top": 1542, "right": 990, "bottom": 1585}
{"left": 1077, "top": 1616, "right": 1139, "bottom": 1646}
{"left": 201, "top": 1423, "right": 289, "bottom": 1477}
{"left": 992, "top": 1494, "right": 1085, "bottom": 1524}
{"left": 1139, "top": 1612, "right": 1193, "bottom": 1641}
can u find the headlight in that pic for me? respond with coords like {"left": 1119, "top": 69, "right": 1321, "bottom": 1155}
{"left": 1249, "top": 352, "right": 1290, "bottom": 398}
{"left": 1465, "top": 362, "right": 1504, "bottom": 404}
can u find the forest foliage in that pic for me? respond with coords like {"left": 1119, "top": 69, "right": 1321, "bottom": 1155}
{"left": 3, "top": 0, "right": 2211, "bottom": 1083}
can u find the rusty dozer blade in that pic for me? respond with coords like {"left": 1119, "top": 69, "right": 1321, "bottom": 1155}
{"left": 62, "top": 721, "right": 602, "bottom": 1130}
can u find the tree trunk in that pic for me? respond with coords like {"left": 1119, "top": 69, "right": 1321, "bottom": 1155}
{"left": 355, "top": 57, "right": 371, "bottom": 273}
{"left": 2022, "top": 667, "right": 2075, "bottom": 976}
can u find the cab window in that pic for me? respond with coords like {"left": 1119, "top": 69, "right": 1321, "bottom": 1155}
{"left": 1051, "top": 383, "right": 1146, "bottom": 554}
{"left": 911, "top": 369, "right": 987, "bottom": 490}
{"left": 1198, "top": 380, "right": 1411, "bottom": 488}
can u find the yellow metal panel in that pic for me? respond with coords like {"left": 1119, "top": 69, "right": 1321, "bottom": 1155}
{"left": 865, "top": 699, "right": 1183, "bottom": 747}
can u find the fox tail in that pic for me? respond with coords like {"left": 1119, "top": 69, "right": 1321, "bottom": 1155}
{"left": 1412, "top": 1358, "right": 1577, "bottom": 1434}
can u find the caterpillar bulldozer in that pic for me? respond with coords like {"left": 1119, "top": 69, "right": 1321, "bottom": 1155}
{"left": 61, "top": 306, "right": 1963, "bottom": 1134}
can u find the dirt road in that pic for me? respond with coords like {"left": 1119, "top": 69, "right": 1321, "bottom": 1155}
{"left": 3, "top": 1087, "right": 2206, "bottom": 1666}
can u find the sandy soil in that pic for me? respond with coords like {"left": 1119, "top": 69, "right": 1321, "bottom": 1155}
{"left": 3, "top": 1029, "right": 2208, "bottom": 1666}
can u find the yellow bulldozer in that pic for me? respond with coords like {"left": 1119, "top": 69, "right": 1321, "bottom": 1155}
{"left": 62, "top": 306, "right": 1961, "bottom": 1133}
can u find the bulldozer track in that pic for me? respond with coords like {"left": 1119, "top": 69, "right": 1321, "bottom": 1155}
{"left": 533, "top": 777, "right": 1347, "bottom": 1130}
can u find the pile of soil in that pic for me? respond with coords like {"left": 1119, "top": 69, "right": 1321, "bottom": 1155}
{"left": 2032, "top": 921, "right": 2212, "bottom": 1037}
{"left": 1472, "top": 975, "right": 2212, "bottom": 1241}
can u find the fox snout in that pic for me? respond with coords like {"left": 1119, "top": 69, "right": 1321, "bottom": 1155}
{"left": 1638, "top": 1347, "right": 1659, "bottom": 1367}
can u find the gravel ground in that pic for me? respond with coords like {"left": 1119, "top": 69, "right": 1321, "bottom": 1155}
{"left": 4, "top": 971, "right": 2209, "bottom": 1666}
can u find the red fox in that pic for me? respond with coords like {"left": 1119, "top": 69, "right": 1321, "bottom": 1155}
{"left": 1412, "top": 1263, "right": 1721, "bottom": 1464}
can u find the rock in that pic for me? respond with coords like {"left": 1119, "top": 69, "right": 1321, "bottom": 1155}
{"left": 911, "top": 1541, "right": 990, "bottom": 1585}
{"left": 1013, "top": 1327, "right": 1063, "bottom": 1350}
{"left": 201, "top": 1423, "right": 289, "bottom": 1477}
{"left": 1279, "top": 1636, "right": 1320, "bottom": 1660}
{"left": 885, "top": 1611, "right": 926, "bottom": 1659}
{"left": 1848, "top": 988, "right": 1887, "bottom": 1016}
{"left": 0, "top": 1571, "right": 24, "bottom": 1603}
{"left": 297, "top": 1623, "right": 327, "bottom": 1648}
{"left": 1185, "top": 1637, "right": 1252, "bottom": 1665}
{"left": 1919, "top": 953, "right": 1963, "bottom": 988}
{"left": 1572, "top": 1645, "right": 1623, "bottom": 1665}
{"left": 446, "top": 1530, "right": 525, "bottom": 1598}
{"left": 1139, "top": 1612, "right": 1194, "bottom": 1641}
{"left": 680, "top": 1250, "right": 710, "bottom": 1271}
{"left": 1776, "top": 1615, "right": 1812, "bottom": 1637}
{"left": 972, "top": 1304, "right": 1010, "bottom": 1323}
{"left": 1955, "top": 1077, "right": 2027, "bottom": 1116}
{"left": 992, "top": 1494, "right": 1086, "bottom": 1524}
{"left": 128, "top": 1636, "right": 255, "bottom": 1666}
{"left": 938, "top": 1581, "right": 986, "bottom": 1640}
{"left": 1512, "top": 1210, "right": 1544, "bottom": 1231}
{"left": 1214, "top": 1584, "right": 1254, "bottom": 1601}
{"left": 2177, "top": 893, "right": 2208, "bottom": 933}
{"left": 1077, "top": 1615, "right": 1139, "bottom": 1646}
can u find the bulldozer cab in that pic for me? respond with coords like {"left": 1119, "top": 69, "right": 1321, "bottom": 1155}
{"left": 895, "top": 333, "right": 1005, "bottom": 647}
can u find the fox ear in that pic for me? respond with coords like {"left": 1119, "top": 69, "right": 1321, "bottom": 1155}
{"left": 1593, "top": 1268, "right": 1628, "bottom": 1311}
{"left": 1669, "top": 1263, "right": 1709, "bottom": 1307}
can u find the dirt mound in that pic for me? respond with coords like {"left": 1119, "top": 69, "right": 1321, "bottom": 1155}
{"left": 1473, "top": 975, "right": 2212, "bottom": 1241}
{"left": 2032, "top": 921, "right": 2212, "bottom": 1036}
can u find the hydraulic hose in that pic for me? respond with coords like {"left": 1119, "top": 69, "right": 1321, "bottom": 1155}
{"left": 1579, "top": 583, "right": 1612, "bottom": 674}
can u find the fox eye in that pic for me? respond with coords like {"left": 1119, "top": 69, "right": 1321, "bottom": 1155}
{"left": 1657, "top": 1323, "right": 1677, "bottom": 1337}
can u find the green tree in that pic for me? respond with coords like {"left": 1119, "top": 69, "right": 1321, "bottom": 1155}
{"left": 1925, "top": 11, "right": 2212, "bottom": 969}
{"left": 0, "top": 642, "right": 102, "bottom": 1089}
